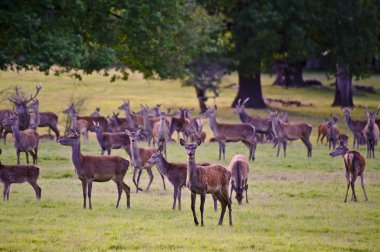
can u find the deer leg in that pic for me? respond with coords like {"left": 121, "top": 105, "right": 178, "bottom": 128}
{"left": 214, "top": 192, "right": 227, "bottom": 226}
{"left": 172, "top": 187, "right": 178, "bottom": 210}
{"left": 3, "top": 183, "right": 9, "bottom": 201}
{"left": 159, "top": 170, "right": 166, "bottom": 190}
{"left": 200, "top": 192, "right": 206, "bottom": 226}
{"left": 358, "top": 174, "right": 369, "bottom": 202}
{"left": 317, "top": 132, "right": 320, "bottom": 143}
{"left": 350, "top": 174, "right": 358, "bottom": 202}
{"left": 28, "top": 180, "right": 41, "bottom": 200}
{"left": 50, "top": 125, "right": 60, "bottom": 141}
{"left": 178, "top": 187, "right": 182, "bottom": 210}
{"left": 245, "top": 179, "right": 249, "bottom": 203}
{"left": 82, "top": 180, "right": 87, "bottom": 209}
{"left": 34, "top": 147, "right": 38, "bottom": 165}
{"left": 25, "top": 151, "right": 29, "bottom": 164}
{"left": 87, "top": 181, "right": 93, "bottom": 209}
{"left": 212, "top": 195, "right": 218, "bottom": 212}
{"left": 218, "top": 141, "right": 222, "bottom": 160}
{"left": 16, "top": 150, "right": 20, "bottom": 164}
{"left": 276, "top": 141, "right": 281, "bottom": 157}
{"left": 132, "top": 167, "right": 142, "bottom": 193}
{"left": 191, "top": 192, "right": 199, "bottom": 225}
{"left": 344, "top": 170, "right": 350, "bottom": 203}
{"left": 164, "top": 141, "right": 167, "bottom": 159}
{"left": 145, "top": 167, "right": 154, "bottom": 191}
{"left": 121, "top": 182, "right": 131, "bottom": 208}
{"left": 283, "top": 140, "right": 287, "bottom": 157}
{"left": 136, "top": 168, "right": 144, "bottom": 192}
{"left": 221, "top": 141, "right": 226, "bottom": 161}
{"left": 222, "top": 188, "right": 233, "bottom": 226}
{"left": 116, "top": 181, "right": 122, "bottom": 208}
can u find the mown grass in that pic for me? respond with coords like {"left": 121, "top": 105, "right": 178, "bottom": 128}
{"left": 0, "top": 70, "right": 379, "bottom": 251}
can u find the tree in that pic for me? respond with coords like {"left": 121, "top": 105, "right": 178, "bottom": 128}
{"left": 317, "top": 0, "right": 380, "bottom": 107}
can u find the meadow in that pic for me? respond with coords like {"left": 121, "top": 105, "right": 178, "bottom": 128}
{"left": 0, "top": 70, "right": 379, "bottom": 251}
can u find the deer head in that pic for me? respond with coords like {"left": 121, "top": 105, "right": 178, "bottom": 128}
{"left": 90, "top": 121, "right": 102, "bottom": 133}
{"left": 180, "top": 138, "right": 202, "bottom": 159}
{"left": 8, "top": 84, "right": 42, "bottom": 110}
{"left": 145, "top": 145, "right": 164, "bottom": 167}
{"left": 329, "top": 145, "right": 349, "bottom": 157}
{"left": 125, "top": 128, "right": 143, "bottom": 143}
{"left": 58, "top": 130, "right": 80, "bottom": 146}
{"left": 201, "top": 105, "right": 217, "bottom": 118}
{"left": 63, "top": 103, "right": 76, "bottom": 115}
{"left": 2, "top": 111, "right": 19, "bottom": 127}
{"left": 365, "top": 105, "right": 378, "bottom": 126}
{"left": 232, "top": 181, "right": 248, "bottom": 205}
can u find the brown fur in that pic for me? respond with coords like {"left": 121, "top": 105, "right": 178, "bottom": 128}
{"left": 317, "top": 122, "right": 328, "bottom": 144}
{"left": 338, "top": 134, "right": 349, "bottom": 147}
{"left": 227, "top": 154, "right": 250, "bottom": 205}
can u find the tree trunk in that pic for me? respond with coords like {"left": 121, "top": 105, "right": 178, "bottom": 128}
{"left": 231, "top": 71, "right": 266, "bottom": 108}
{"left": 273, "top": 61, "right": 307, "bottom": 87}
{"left": 195, "top": 87, "right": 208, "bottom": 113}
{"left": 332, "top": 64, "right": 354, "bottom": 107}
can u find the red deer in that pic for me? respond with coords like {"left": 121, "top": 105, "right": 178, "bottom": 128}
{"left": 0, "top": 109, "right": 13, "bottom": 144}
{"left": 152, "top": 110, "right": 171, "bottom": 157}
{"left": 202, "top": 105, "right": 257, "bottom": 161}
{"left": 268, "top": 110, "right": 312, "bottom": 157}
{"left": 140, "top": 105, "right": 153, "bottom": 146}
{"left": 125, "top": 128, "right": 166, "bottom": 193}
{"left": 90, "top": 107, "right": 101, "bottom": 117}
{"left": 118, "top": 100, "right": 141, "bottom": 129}
{"left": 317, "top": 120, "right": 328, "bottom": 144}
{"left": 27, "top": 99, "right": 60, "bottom": 141}
{"left": 58, "top": 131, "right": 131, "bottom": 209}
{"left": 0, "top": 148, "right": 41, "bottom": 201}
{"left": 169, "top": 108, "right": 190, "bottom": 142}
{"left": 108, "top": 112, "right": 129, "bottom": 132}
{"left": 363, "top": 105, "right": 379, "bottom": 158}
{"left": 227, "top": 154, "right": 250, "bottom": 205}
{"left": 338, "top": 134, "right": 349, "bottom": 147}
{"left": 180, "top": 138, "right": 232, "bottom": 226}
{"left": 341, "top": 107, "right": 367, "bottom": 149}
{"left": 330, "top": 145, "right": 368, "bottom": 202}
{"left": 90, "top": 122, "right": 131, "bottom": 156}
{"left": 326, "top": 118, "right": 340, "bottom": 150}
{"left": 2, "top": 112, "right": 39, "bottom": 165}
{"left": 69, "top": 112, "right": 89, "bottom": 142}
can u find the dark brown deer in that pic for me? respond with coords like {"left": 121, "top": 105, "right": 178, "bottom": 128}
{"left": 108, "top": 112, "right": 129, "bottom": 132}
{"left": 326, "top": 118, "right": 340, "bottom": 150}
{"left": 69, "top": 112, "right": 89, "bottom": 141}
{"left": 90, "top": 122, "right": 131, "bottom": 156}
{"left": 268, "top": 110, "right": 312, "bottom": 157}
{"left": 0, "top": 109, "right": 13, "bottom": 144}
{"left": 0, "top": 148, "right": 41, "bottom": 201}
{"left": 90, "top": 107, "right": 101, "bottom": 117}
{"left": 227, "top": 154, "right": 250, "bottom": 205}
{"left": 125, "top": 128, "right": 166, "bottom": 193}
{"left": 341, "top": 107, "right": 367, "bottom": 149}
{"left": 330, "top": 145, "right": 368, "bottom": 202}
{"left": 58, "top": 131, "right": 131, "bottom": 209}
{"left": 27, "top": 99, "right": 60, "bottom": 141}
{"left": 202, "top": 105, "right": 257, "bottom": 161}
{"left": 2, "top": 112, "right": 39, "bottom": 165}
{"left": 180, "top": 138, "right": 232, "bottom": 226}
{"left": 363, "top": 105, "right": 379, "bottom": 158}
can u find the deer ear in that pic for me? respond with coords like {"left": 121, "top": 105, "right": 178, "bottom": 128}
{"left": 179, "top": 139, "right": 186, "bottom": 146}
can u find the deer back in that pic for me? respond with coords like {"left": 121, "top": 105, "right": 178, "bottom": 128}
{"left": 343, "top": 151, "right": 365, "bottom": 176}
{"left": 228, "top": 154, "right": 249, "bottom": 188}
{"left": 282, "top": 122, "right": 312, "bottom": 140}
{"left": 0, "top": 164, "right": 40, "bottom": 183}
{"left": 217, "top": 122, "right": 255, "bottom": 141}
{"left": 80, "top": 155, "right": 129, "bottom": 181}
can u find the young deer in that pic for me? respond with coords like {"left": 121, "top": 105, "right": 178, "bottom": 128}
{"left": 125, "top": 128, "right": 166, "bottom": 193}
{"left": 90, "top": 122, "right": 131, "bottom": 155}
{"left": 2, "top": 112, "right": 39, "bottom": 165}
{"left": 180, "top": 138, "right": 232, "bottom": 226}
{"left": 27, "top": 99, "right": 60, "bottom": 141}
{"left": 202, "top": 105, "right": 257, "bottom": 161}
{"left": 363, "top": 105, "right": 379, "bottom": 158}
{"left": 227, "top": 154, "right": 250, "bottom": 205}
{"left": 326, "top": 118, "right": 340, "bottom": 150}
{"left": 0, "top": 148, "right": 41, "bottom": 201}
{"left": 268, "top": 110, "right": 312, "bottom": 157}
{"left": 58, "top": 131, "right": 131, "bottom": 209}
{"left": 341, "top": 107, "right": 367, "bottom": 149}
{"left": 330, "top": 145, "right": 368, "bottom": 202}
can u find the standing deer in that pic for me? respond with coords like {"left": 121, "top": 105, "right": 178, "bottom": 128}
{"left": 180, "top": 138, "right": 232, "bottom": 226}
{"left": 227, "top": 154, "right": 250, "bottom": 205}
{"left": 317, "top": 120, "right": 328, "bottom": 144}
{"left": 27, "top": 99, "right": 60, "bottom": 141}
{"left": 202, "top": 105, "right": 257, "bottom": 161}
{"left": 268, "top": 110, "right": 312, "bottom": 157}
{"left": 152, "top": 111, "right": 171, "bottom": 157}
{"left": 0, "top": 148, "right": 41, "bottom": 201}
{"left": 330, "top": 145, "right": 368, "bottom": 202}
{"left": 338, "top": 134, "right": 349, "bottom": 147}
{"left": 140, "top": 105, "right": 153, "bottom": 146}
{"left": 326, "top": 118, "right": 340, "bottom": 150}
{"left": 69, "top": 112, "right": 89, "bottom": 142}
{"left": 169, "top": 108, "right": 190, "bottom": 142}
{"left": 2, "top": 112, "right": 39, "bottom": 165}
{"left": 58, "top": 131, "right": 131, "bottom": 209}
{"left": 118, "top": 100, "right": 141, "bottom": 129}
{"left": 90, "top": 122, "right": 130, "bottom": 156}
{"left": 341, "top": 107, "right": 367, "bottom": 149}
{"left": 125, "top": 128, "right": 166, "bottom": 193}
{"left": 363, "top": 105, "right": 379, "bottom": 158}
{"left": 90, "top": 107, "right": 101, "bottom": 117}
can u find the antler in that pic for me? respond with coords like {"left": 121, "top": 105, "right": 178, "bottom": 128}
{"left": 25, "top": 83, "right": 42, "bottom": 104}
{"left": 365, "top": 104, "right": 369, "bottom": 114}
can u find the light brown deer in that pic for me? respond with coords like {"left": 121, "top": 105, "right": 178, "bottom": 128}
{"left": 2, "top": 112, "right": 39, "bottom": 165}
{"left": 58, "top": 131, "right": 131, "bottom": 209}
{"left": 268, "top": 110, "right": 312, "bottom": 157}
{"left": 180, "top": 138, "right": 232, "bottom": 226}
{"left": 27, "top": 99, "right": 60, "bottom": 141}
{"left": 0, "top": 148, "right": 41, "bottom": 201}
{"left": 317, "top": 120, "right": 328, "bottom": 144}
{"left": 118, "top": 100, "right": 141, "bottom": 129}
{"left": 227, "top": 154, "right": 250, "bottom": 205}
{"left": 341, "top": 107, "right": 367, "bottom": 149}
{"left": 338, "top": 134, "right": 349, "bottom": 147}
{"left": 363, "top": 105, "right": 380, "bottom": 158}
{"left": 326, "top": 118, "right": 340, "bottom": 150}
{"left": 140, "top": 105, "right": 153, "bottom": 146}
{"left": 152, "top": 110, "right": 171, "bottom": 157}
{"left": 69, "top": 112, "right": 89, "bottom": 141}
{"left": 330, "top": 145, "right": 368, "bottom": 202}
{"left": 90, "top": 122, "right": 131, "bottom": 156}
{"left": 125, "top": 128, "right": 166, "bottom": 193}
{"left": 202, "top": 105, "right": 257, "bottom": 161}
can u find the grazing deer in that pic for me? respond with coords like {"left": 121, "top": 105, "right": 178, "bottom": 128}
{"left": 227, "top": 154, "right": 250, "bottom": 205}
{"left": 341, "top": 107, "right": 367, "bottom": 149}
{"left": 27, "top": 99, "right": 60, "bottom": 141}
{"left": 2, "top": 112, "right": 39, "bottom": 165}
{"left": 363, "top": 105, "right": 380, "bottom": 158}
{"left": 234, "top": 98, "right": 273, "bottom": 141}
{"left": 58, "top": 131, "right": 131, "bottom": 209}
{"left": 118, "top": 100, "right": 141, "bottom": 129}
{"left": 326, "top": 118, "right": 340, "bottom": 150}
{"left": 69, "top": 112, "right": 89, "bottom": 142}
{"left": 268, "top": 110, "right": 312, "bottom": 157}
{"left": 338, "top": 134, "right": 349, "bottom": 147}
{"left": 125, "top": 128, "right": 166, "bottom": 193}
{"left": 152, "top": 110, "right": 171, "bottom": 157}
{"left": 202, "top": 105, "right": 257, "bottom": 161}
{"left": 90, "top": 107, "right": 101, "bottom": 117}
{"left": 180, "top": 138, "right": 232, "bottom": 226}
{"left": 330, "top": 145, "right": 368, "bottom": 202}
{"left": 90, "top": 122, "right": 131, "bottom": 156}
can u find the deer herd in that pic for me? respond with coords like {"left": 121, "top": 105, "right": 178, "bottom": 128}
{"left": 0, "top": 85, "right": 378, "bottom": 226}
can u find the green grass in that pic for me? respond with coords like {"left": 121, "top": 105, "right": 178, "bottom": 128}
{"left": 0, "top": 70, "right": 379, "bottom": 251}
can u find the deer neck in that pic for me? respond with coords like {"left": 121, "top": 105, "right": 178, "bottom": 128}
{"left": 124, "top": 109, "right": 135, "bottom": 128}
{"left": 344, "top": 114, "right": 354, "bottom": 131}
{"left": 186, "top": 156, "right": 198, "bottom": 189}
{"left": 30, "top": 107, "right": 40, "bottom": 128}
{"left": 70, "top": 116, "right": 77, "bottom": 131}
{"left": 71, "top": 142, "right": 84, "bottom": 172}
{"left": 239, "top": 110, "right": 249, "bottom": 123}
{"left": 271, "top": 118, "right": 282, "bottom": 138}
{"left": 208, "top": 116, "right": 220, "bottom": 137}
{"left": 11, "top": 122, "right": 22, "bottom": 144}
{"left": 95, "top": 130, "right": 104, "bottom": 146}
{"left": 142, "top": 112, "right": 151, "bottom": 130}
{"left": 130, "top": 142, "right": 141, "bottom": 167}
{"left": 236, "top": 161, "right": 242, "bottom": 188}
{"left": 156, "top": 155, "right": 169, "bottom": 176}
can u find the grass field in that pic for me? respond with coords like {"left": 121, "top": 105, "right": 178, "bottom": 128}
{"left": 0, "top": 70, "right": 379, "bottom": 251}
